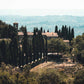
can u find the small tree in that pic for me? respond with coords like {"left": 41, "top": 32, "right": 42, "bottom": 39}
{"left": 55, "top": 25, "right": 58, "bottom": 33}
{"left": 22, "top": 27, "right": 29, "bottom": 64}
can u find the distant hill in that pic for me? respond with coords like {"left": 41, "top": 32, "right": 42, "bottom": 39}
{"left": 0, "top": 15, "right": 84, "bottom": 37}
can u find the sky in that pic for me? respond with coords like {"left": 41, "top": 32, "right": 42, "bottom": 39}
{"left": 0, "top": 0, "right": 84, "bottom": 16}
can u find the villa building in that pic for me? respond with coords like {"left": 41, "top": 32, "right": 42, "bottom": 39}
{"left": 13, "top": 22, "right": 69, "bottom": 45}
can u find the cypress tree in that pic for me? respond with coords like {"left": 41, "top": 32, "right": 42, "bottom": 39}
{"left": 64, "top": 25, "right": 67, "bottom": 40}
{"left": 72, "top": 28, "right": 74, "bottom": 38}
{"left": 36, "top": 30, "right": 39, "bottom": 60}
{"left": 69, "top": 26, "right": 71, "bottom": 41}
{"left": 32, "top": 28, "right": 36, "bottom": 61}
{"left": 29, "top": 46, "right": 32, "bottom": 63}
{"left": 40, "top": 27, "right": 43, "bottom": 33}
{"left": 22, "top": 27, "right": 29, "bottom": 64}
{"left": 44, "top": 30, "right": 45, "bottom": 33}
{"left": 66, "top": 27, "right": 69, "bottom": 40}
{"left": 9, "top": 37, "right": 18, "bottom": 65}
{"left": 38, "top": 30, "right": 44, "bottom": 59}
{"left": 45, "top": 36, "right": 47, "bottom": 62}
{"left": 47, "top": 29, "right": 49, "bottom": 32}
{"left": 61, "top": 25, "right": 65, "bottom": 39}
{"left": 55, "top": 25, "right": 58, "bottom": 33}
{"left": 0, "top": 40, "right": 7, "bottom": 63}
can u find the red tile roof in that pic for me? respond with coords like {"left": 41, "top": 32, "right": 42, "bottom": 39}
{"left": 42, "top": 32, "right": 58, "bottom": 37}
{"left": 63, "top": 40, "right": 69, "bottom": 42}
{"left": 18, "top": 32, "right": 58, "bottom": 37}
{"left": 18, "top": 32, "right": 24, "bottom": 35}
{"left": 27, "top": 32, "right": 33, "bottom": 35}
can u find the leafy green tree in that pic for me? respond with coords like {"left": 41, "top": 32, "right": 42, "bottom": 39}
{"left": 48, "top": 38, "right": 69, "bottom": 53}
{"left": 71, "top": 33, "right": 84, "bottom": 63}
{"left": 38, "top": 69, "right": 65, "bottom": 84}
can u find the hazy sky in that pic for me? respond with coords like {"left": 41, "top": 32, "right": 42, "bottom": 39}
{"left": 0, "top": 0, "right": 84, "bottom": 16}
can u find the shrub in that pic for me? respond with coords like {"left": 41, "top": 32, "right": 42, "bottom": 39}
{"left": 74, "top": 70, "right": 84, "bottom": 84}
{"left": 38, "top": 69, "right": 66, "bottom": 84}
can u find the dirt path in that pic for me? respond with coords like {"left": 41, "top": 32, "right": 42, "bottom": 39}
{"left": 30, "top": 62, "right": 76, "bottom": 72}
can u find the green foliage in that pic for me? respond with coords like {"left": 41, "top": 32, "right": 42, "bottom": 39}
{"left": 32, "top": 28, "right": 44, "bottom": 61}
{"left": 22, "top": 27, "right": 29, "bottom": 64}
{"left": 23, "top": 64, "right": 31, "bottom": 77}
{"left": 0, "top": 71, "right": 14, "bottom": 84}
{"left": 0, "top": 20, "right": 19, "bottom": 65}
{"left": 74, "top": 70, "right": 84, "bottom": 84}
{"left": 71, "top": 33, "right": 84, "bottom": 63}
{"left": 55, "top": 25, "right": 74, "bottom": 41}
{"left": 38, "top": 69, "right": 66, "bottom": 84}
{"left": 48, "top": 38, "right": 69, "bottom": 53}
{"left": 19, "top": 26, "right": 26, "bottom": 33}
{"left": 55, "top": 25, "right": 58, "bottom": 33}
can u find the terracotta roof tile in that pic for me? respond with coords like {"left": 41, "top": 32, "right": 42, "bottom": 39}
{"left": 18, "top": 32, "right": 24, "bottom": 35}
{"left": 63, "top": 40, "right": 69, "bottom": 42}
{"left": 42, "top": 32, "right": 58, "bottom": 37}
{"left": 18, "top": 32, "right": 58, "bottom": 37}
{"left": 27, "top": 32, "right": 33, "bottom": 35}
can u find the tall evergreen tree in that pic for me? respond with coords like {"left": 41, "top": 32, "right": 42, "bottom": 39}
{"left": 40, "top": 27, "right": 43, "bottom": 33}
{"left": 58, "top": 30, "right": 61, "bottom": 38}
{"left": 68, "top": 26, "right": 72, "bottom": 41}
{"left": 32, "top": 28, "right": 36, "bottom": 61}
{"left": 38, "top": 30, "right": 44, "bottom": 59}
{"left": 47, "top": 29, "right": 49, "bottom": 32}
{"left": 55, "top": 25, "right": 58, "bottom": 33}
{"left": 22, "top": 27, "right": 29, "bottom": 64}
{"left": 44, "top": 29, "right": 45, "bottom": 33}
{"left": 72, "top": 28, "right": 74, "bottom": 38}
{"left": 0, "top": 40, "right": 7, "bottom": 63}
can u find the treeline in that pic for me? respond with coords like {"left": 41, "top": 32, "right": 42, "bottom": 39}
{"left": 55, "top": 25, "right": 74, "bottom": 41}
{"left": 71, "top": 33, "right": 84, "bottom": 63}
{"left": 0, "top": 20, "right": 75, "bottom": 66}
{"left": 0, "top": 21, "right": 18, "bottom": 65}
{"left": 21, "top": 27, "right": 47, "bottom": 65}
{"left": 32, "top": 28, "right": 47, "bottom": 61}
{"left": 0, "top": 21, "right": 17, "bottom": 39}
{"left": 0, "top": 20, "right": 18, "bottom": 65}
{"left": 0, "top": 20, "right": 46, "bottom": 66}
{"left": 48, "top": 38, "right": 70, "bottom": 53}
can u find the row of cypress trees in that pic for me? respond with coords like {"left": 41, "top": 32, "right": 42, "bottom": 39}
{"left": 0, "top": 21, "right": 18, "bottom": 65}
{"left": 0, "top": 20, "right": 74, "bottom": 66}
{"left": 0, "top": 20, "right": 46, "bottom": 66}
{"left": 55, "top": 25, "right": 74, "bottom": 41}
{"left": 18, "top": 27, "right": 46, "bottom": 66}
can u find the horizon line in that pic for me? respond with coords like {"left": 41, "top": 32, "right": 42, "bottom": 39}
{"left": 0, "top": 15, "right": 84, "bottom": 17}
